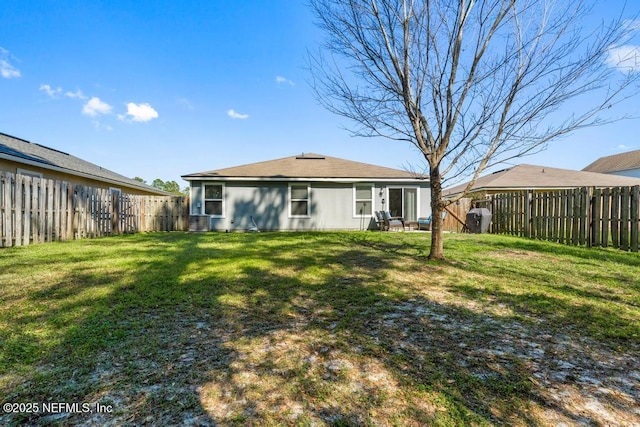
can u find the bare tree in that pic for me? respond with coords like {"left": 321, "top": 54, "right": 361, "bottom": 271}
{"left": 308, "top": 0, "right": 639, "bottom": 259}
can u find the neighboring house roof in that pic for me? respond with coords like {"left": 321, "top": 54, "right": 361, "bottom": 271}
{"left": 444, "top": 164, "right": 640, "bottom": 197}
{"left": 582, "top": 149, "right": 640, "bottom": 174}
{"left": 182, "top": 153, "right": 427, "bottom": 182}
{"left": 0, "top": 132, "right": 168, "bottom": 195}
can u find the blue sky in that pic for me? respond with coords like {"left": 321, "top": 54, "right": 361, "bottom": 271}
{"left": 1, "top": 0, "right": 639, "bottom": 188}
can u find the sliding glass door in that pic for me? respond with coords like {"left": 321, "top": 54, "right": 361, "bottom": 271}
{"left": 388, "top": 188, "right": 418, "bottom": 221}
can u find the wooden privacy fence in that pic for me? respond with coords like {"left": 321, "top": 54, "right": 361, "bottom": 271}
{"left": 0, "top": 172, "right": 189, "bottom": 248}
{"left": 491, "top": 186, "right": 640, "bottom": 252}
{"left": 443, "top": 198, "right": 473, "bottom": 232}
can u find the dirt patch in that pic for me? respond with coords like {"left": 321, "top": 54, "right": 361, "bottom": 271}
{"left": 60, "top": 298, "right": 638, "bottom": 426}
{"left": 384, "top": 300, "right": 640, "bottom": 426}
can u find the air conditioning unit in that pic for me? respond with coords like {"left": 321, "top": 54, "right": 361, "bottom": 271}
{"left": 189, "top": 215, "right": 210, "bottom": 232}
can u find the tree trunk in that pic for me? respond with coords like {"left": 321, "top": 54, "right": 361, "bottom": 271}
{"left": 429, "top": 166, "right": 445, "bottom": 260}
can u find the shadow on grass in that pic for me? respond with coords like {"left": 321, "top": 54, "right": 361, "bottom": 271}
{"left": 1, "top": 232, "right": 638, "bottom": 425}
{"left": 437, "top": 235, "right": 640, "bottom": 342}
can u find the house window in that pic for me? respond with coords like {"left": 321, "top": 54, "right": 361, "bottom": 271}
{"left": 289, "top": 183, "right": 310, "bottom": 217}
{"left": 204, "top": 184, "right": 224, "bottom": 216}
{"left": 354, "top": 184, "right": 373, "bottom": 217}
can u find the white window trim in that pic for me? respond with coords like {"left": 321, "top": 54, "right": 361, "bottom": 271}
{"left": 353, "top": 183, "right": 374, "bottom": 217}
{"left": 288, "top": 183, "right": 311, "bottom": 218}
{"left": 203, "top": 182, "right": 225, "bottom": 218}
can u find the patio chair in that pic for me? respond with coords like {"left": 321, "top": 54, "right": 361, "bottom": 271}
{"left": 383, "top": 210, "right": 405, "bottom": 231}
{"left": 375, "top": 211, "right": 387, "bottom": 231}
{"left": 417, "top": 211, "right": 447, "bottom": 231}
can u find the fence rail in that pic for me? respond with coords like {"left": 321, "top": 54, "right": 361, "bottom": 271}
{"left": 491, "top": 186, "right": 640, "bottom": 252}
{"left": 0, "top": 172, "right": 189, "bottom": 248}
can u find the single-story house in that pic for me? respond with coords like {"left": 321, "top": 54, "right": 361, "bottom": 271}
{"left": 181, "top": 153, "right": 430, "bottom": 231}
{"left": 0, "top": 132, "right": 167, "bottom": 195}
{"left": 444, "top": 163, "right": 640, "bottom": 198}
{"left": 582, "top": 149, "right": 640, "bottom": 178}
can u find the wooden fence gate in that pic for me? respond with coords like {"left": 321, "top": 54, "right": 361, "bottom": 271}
{"left": 0, "top": 172, "right": 189, "bottom": 248}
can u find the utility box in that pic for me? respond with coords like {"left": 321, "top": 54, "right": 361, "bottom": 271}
{"left": 466, "top": 208, "right": 492, "bottom": 233}
{"left": 189, "top": 215, "right": 210, "bottom": 232}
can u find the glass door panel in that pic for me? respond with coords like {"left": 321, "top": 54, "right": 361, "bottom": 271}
{"left": 388, "top": 188, "right": 403, "bottom": 217}
{"left": 403, "top": 188, "right": 417, "bottom": 221}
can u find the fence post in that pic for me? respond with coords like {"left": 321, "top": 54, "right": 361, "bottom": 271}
{"left": 602, "top": 188, "right": 610, "bottom": 247}
{"left": 591, "top": 187, "right": 601, "bottom": 247}
{"left": 112, "top": 191, "right": 119, "bottom": 235}
{"left": 632, "top": 185, "right": 639, "bottom": 253}
{"left": 23, "top": 175, "right": 32, "bottom": 246}
{"left": 611, "top": 187, "right": 620, "bottom": 249}
{"left": 14, "top": 174, "right": 23, "bottom": 247}
{"left": 621, "top": 186, "right": 630, "bottom": 251}
{"left": 524, "top": 190, "right": 531, "bottom": 238}
{"left": 74, "top": 186, "right": 81, "bottom": 240}
{"left": 570, "top": 189, "right": 579, "bottom": 246}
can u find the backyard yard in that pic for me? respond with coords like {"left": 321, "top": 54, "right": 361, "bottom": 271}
{"left": 0, "top": 232, "right": 638, "bottom": 425}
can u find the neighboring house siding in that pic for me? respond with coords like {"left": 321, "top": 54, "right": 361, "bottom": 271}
{"left": 609, "top": 168, "right": 640, "bottom": 178}
{"left": 190, "top": 180, "right": 431, "bottom": 231}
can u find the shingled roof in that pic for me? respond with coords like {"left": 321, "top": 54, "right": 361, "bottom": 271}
{"left": 582, "top": 149, "right": 640, "bottom": 174}
{"left": 182, "top": 153, "right": 427, "bottom": 181}
{"left": 0, "top": 132, "right": 168, "bottom": 195}
{"left": 444, "top": 164, "right": 640, "bottom": 197}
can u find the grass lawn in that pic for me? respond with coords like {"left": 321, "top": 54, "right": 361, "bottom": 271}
{"left": 1, "top": 232, "right": 639, "bottom": 426}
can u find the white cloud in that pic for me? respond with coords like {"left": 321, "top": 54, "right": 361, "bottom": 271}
{"left": 275, "top": 75, "right": 295, "bottom": 86}
{"left": 606, "top": 44, "right": 640, "bottom": 72}
{"left": 82, "top": 97, "right": 112, "bottom": 117}
{"left": 227, "top": 109, "right": 249, "bottom": 119}
{"left": 91, "top": 120, "right": 113, "bottom": 131}
{"left": 40, "top": 84, "right": 87, "bottom": 100}
{"left": 606, "top": 20, "right": 640, "bottom": 72}
{"left": 122, "top": 102, "right": 159, "bottom": 122}
{"left": 0, "top": 47, "right": 21, "bottom": 79}
{"left": 39, "top": 84, "right": 62, "bottom": 97}
{"left": 65, "top": 89, "right": 86, "bottom": 100}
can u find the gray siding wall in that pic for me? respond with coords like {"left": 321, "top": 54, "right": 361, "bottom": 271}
{"left": 190, "top": 180, "right": 431, "bottom": 231}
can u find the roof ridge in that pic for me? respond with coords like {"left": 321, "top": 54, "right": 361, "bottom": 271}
{"left": 182, "top": 153, "right": 427, "bottom": 180}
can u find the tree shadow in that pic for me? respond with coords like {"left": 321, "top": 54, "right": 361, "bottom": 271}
{"left": 1, "top": 232, "right": 638, "bottom": 425}
{"left": 230, "top": 185, "right": 319, "bottom": 231}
